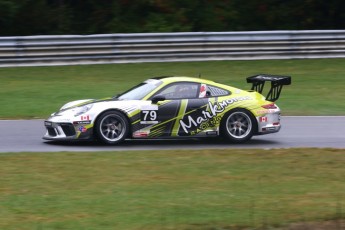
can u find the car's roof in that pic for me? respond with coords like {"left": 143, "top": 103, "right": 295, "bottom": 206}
{"left": 150, "top": 76, "right": 216, "bottom": 84}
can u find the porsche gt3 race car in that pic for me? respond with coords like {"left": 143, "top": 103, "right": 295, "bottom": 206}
{"left": 43, "top": 75, "right": 291, "bottom": 144}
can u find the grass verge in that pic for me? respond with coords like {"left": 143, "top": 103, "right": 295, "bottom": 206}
{"left": 1, "top": 148, "right": 344, "bottom": 230}
{"left": 0, "top": 58, "right": 345, "bottom": 119}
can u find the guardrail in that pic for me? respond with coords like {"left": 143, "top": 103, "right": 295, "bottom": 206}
{"left": 1, "top": 30, "right": 345, "bottom": 67}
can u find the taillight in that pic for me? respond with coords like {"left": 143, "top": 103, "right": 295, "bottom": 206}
{"left": 262, "top": 103, "right": 277, "bottom": 109}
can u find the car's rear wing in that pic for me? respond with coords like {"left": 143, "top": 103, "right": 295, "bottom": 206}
{"left": 246, "top": 74, "right": 291, "bottom": 102}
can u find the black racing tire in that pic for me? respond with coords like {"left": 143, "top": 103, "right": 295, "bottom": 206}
{"left": 221, "top": 109, "right": 256, "bottom": 143}
{"left": 95, "top": 111, "right": 129, "bottom": 145}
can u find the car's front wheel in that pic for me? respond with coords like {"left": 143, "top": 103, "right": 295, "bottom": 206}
{"left": 221, "top": 109, "right": 256, "bottom": 143}
{"left": 95, "top": 111, "right": 129, "bottom": 145}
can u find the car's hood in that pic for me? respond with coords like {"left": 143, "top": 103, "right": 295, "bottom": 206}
{"left": 60, "top": 98, "right": 113, "bottom": 110}
{"left": 60, "top": 99, "right": 94, "bottom": 110}
{"left": 57, "top": 98, "right": 153, "bottom": 117}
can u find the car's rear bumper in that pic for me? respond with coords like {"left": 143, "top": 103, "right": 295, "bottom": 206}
{"left": 256, "top": 111, "right": 281, "bottom": 135}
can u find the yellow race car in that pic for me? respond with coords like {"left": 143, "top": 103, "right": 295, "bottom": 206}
{"left": 43, "top": 75, "right": 291, "bottom": 144}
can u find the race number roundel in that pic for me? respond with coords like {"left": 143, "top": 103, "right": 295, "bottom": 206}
{"left": 140, "top": 104, "right": 159, "bottom": 124}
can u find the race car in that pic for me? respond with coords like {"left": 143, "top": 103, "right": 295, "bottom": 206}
{"left": 43, "top": 75, "right": 291, "bottom": 144}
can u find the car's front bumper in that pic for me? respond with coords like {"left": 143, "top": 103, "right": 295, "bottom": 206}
{"left": 43, "top": 120, "right": 94, "bottom": 141}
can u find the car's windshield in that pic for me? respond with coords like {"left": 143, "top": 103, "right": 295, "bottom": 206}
{"left": 116, "top": 79, "right": 162, "bottom": 100}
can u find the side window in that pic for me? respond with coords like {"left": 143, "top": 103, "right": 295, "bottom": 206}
{"left": 200, "top": 85, "right": 230, "bottom": 97}
{"left": 207, "top": 85, "right": 230, "bottom": 97}
{"left": 154, "top": 82, "right": 199, "bottom": 100}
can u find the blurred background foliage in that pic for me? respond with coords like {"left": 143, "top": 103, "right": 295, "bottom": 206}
{"left": 0, "top": 0, "right": 345, "bottom": 36}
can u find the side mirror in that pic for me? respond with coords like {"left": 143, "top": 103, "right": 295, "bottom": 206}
{"left": 152, "top": 95, "right": 166, "bottom": 104}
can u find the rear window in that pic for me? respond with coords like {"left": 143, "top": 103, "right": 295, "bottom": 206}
{"left": 207, "top": 85, "right": 230, "bottom": 96}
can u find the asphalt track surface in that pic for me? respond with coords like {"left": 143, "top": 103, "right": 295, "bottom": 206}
{"left": 0, "top": 116, "right": 344, "bottom": 153}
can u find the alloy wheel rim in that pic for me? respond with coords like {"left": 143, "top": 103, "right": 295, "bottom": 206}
{"left": 100, "top": 114, "right": 126, "bottom": 142}
{"left": 226, "top": 112, "right": 252, "bottom": 139}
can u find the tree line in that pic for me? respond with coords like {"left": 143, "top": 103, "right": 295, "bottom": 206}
{"left": 1, "top": 0, "right": 344, "bottom": 36}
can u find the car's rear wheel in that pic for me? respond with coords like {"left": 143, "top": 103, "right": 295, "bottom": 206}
{"left": 95, "top": 111, "right": 129, "bottom": 145}
{"left": 221, "top": 109, "right": 256, "bottom": 143}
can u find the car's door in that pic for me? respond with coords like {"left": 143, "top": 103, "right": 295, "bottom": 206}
{"left": 146, "top": 82, "right": 210, "bottom": 137}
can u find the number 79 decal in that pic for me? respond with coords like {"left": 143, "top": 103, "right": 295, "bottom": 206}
{"left": 140, "top": 105, "right": 159, "bottom": 124}
{"left": 141, "top": 110, "right": 158, "bottom": 124}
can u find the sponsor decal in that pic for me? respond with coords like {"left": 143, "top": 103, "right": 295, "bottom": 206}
{"left": 200, "top": 116, "right": 221, "bottom": 131}
{"left": 81, "top": 115, "right": 90, "bottom": 120}
{"left": 262, "top": 127, "right": 278, "bottom": 132}
{"left": 256, "top": 109, "right": 276, "bottom": 115}
{"left": 78, "top": 126, "right": 87, "bottom": 132}
{"left": 133, "top": 131, "right": 149, "bottom": 138}
{"left": 44, "top": 121, "right": 52, "bottom": 127}
{"left": 256, "top": 110, "right": 268, "bottom": 115}
{"left": 179, "top": 96, "right": 252, "bottom": 134}
{"left": 73, "top": 121, "right": 91, "bottom": 125}
{"left": 255, "top": 76, "right": 284, "bottom": 81}
{"left": 49, "top": 117, "right": 70, "bottom": 122}
{"left": 259, "top": 117, "right": 268, "bottom": 122}
{"left": 141, "top": 105, "right": 158, "bottom": 111}
{"left": 206, "top": 131, "right": 218, "bottom": 136}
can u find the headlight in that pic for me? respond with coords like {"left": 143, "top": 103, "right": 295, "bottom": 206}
{"left": 74, "top": 104, "right": 93, "bottom": 117}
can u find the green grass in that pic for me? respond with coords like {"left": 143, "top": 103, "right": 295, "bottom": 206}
{"left": 0, "top": 59, "right": 345, "bottom": 119}
{"left": 0, "top": 148, "right": 345, "bottom": 230}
